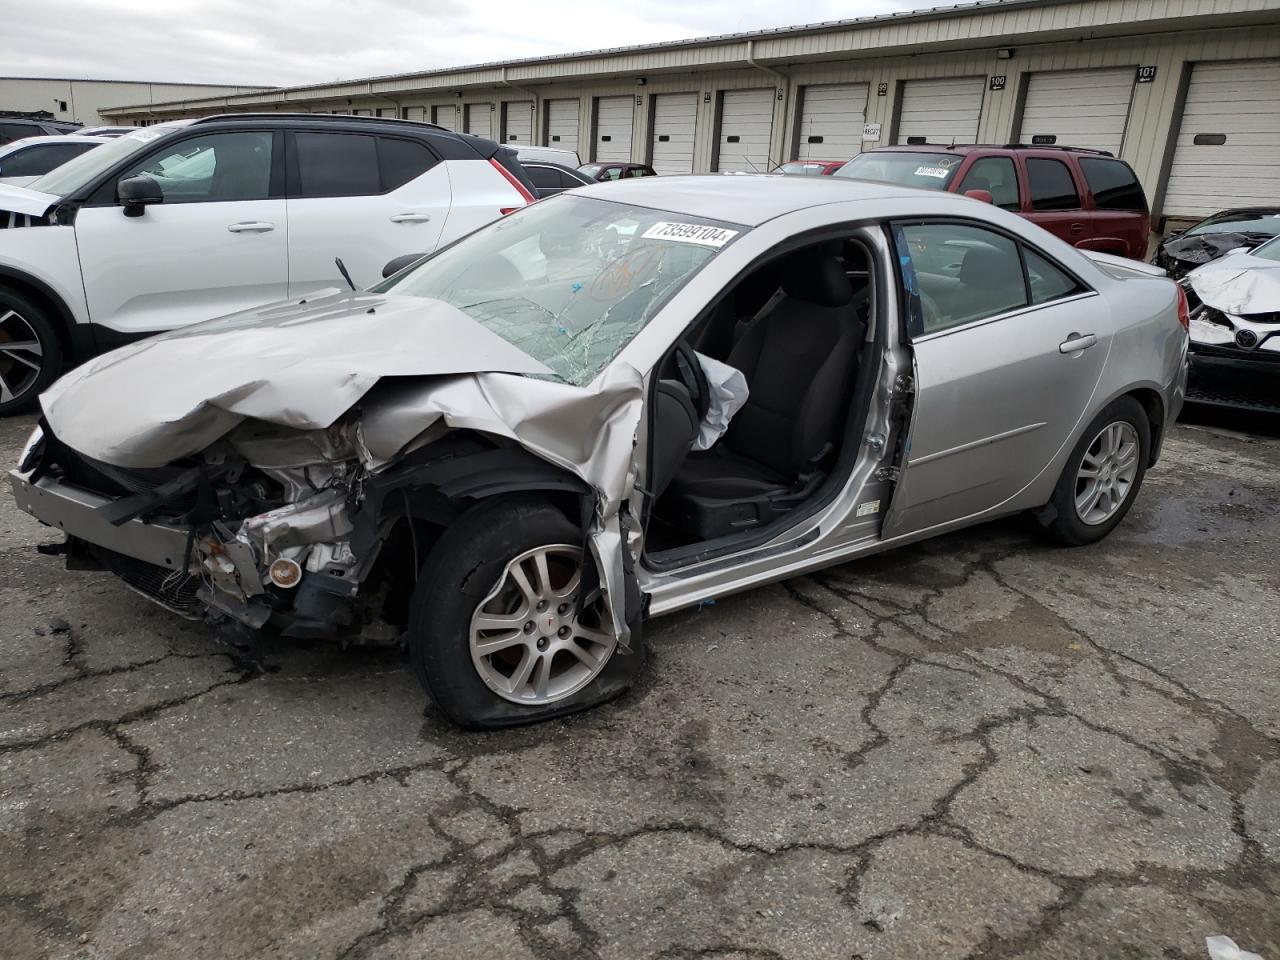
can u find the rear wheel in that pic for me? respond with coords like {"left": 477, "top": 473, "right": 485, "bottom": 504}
{"left": 0, "top": 287, "right": 62, "bottom": 416}
{"left": 1036, "top": 396, "right": 1150, "bottom": 545}
{"left": 407, "top": 497, "right": 645, "bottom": 728}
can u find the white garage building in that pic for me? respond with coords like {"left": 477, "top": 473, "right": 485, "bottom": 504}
{"left": 100, "top": 0, "right": 1280, "bottom": 228}
{"left": 1, "top": 77, "right": 267, "bottom": 127}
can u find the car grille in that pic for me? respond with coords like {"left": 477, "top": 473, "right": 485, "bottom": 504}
{"left": 90, "top": 544, "right": 204, "bottom": 619}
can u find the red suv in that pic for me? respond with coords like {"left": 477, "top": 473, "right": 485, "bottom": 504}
{"left": 835, "top": 144, "right": 1150, "bottom": 259}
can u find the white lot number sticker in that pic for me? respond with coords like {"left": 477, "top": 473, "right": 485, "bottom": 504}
{"left": 642, "top": 222, "right": 739, "bottom": 248}
{"left": 914, "top": 166, "right": 952, "bottom": 179}
{"left": 856, "top": 499, "right": 881, "bottom": 517}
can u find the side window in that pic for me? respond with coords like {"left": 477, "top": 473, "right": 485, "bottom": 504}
{"left": 1, "top": 142, "right": 91, "bottom": 177}
{"left": 1024, "top": 248, "right": 1084, "bottom": 305}
{"left": 893, "top": 222, "right": 1029, "bottom": 336}
{"left": 600, "top": 167, "right": 623, "bottom": 181}
{"left": 957, "top": 156, "right": 1020, "bottom": 211}
{"left": 376, "top": 136, "right": 437, "bottom": 191}
{"left": 625, "top": 166, "right": 648, "bottom": 178}
{"left": 525, "top": 165, "right": 561, "bottom": 189}
{"left": 123, "top": 131, "right": 273, "bottom": 202}
{"left": 1078, "top": 158, "right": 1146, "bottom": 211}
{"left": 1026, "top": 158, "right": 1080, "bottom": 211}
{"left": 0, "top": 124, "right": 31, "bottom": 145}
{"left": 294, "top": 132, "right": 380, "bottom": 197}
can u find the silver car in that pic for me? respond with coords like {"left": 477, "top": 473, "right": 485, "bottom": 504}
{"left": 10, "top": 176, "right": 1188, "bottom": 728}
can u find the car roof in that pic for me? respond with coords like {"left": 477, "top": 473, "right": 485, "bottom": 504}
{"left": 573, "top": 173, "right": 928, "bottom": 226}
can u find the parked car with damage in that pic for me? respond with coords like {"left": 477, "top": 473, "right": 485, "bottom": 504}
{"left": 0, "top": 113, "right": 536, "bottom": 414}
{"left": 1182, "top": 234, "right": 1280, "bottom": 413}
{"left": 836, "top": 144, "right": 1150, "bottom": 259}
{"left": 12, "top": 176, "right": 1187, "bottom": 728}
{"left": 0, "top": 135, "right": 104, "bottom": 187}
{"left": 1153, "top": 207, "right": 1280, "bottom": 280}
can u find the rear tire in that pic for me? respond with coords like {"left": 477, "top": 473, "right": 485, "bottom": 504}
{"left": 0, "top": 287, "right": 63, "bottom": 416}
{"left": 1036, "top": 396, "right": 1150, "bottom": 546}
{"left": 407, "top": 496, "right": 646, "bottom": 729}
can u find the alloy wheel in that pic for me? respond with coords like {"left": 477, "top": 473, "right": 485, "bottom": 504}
{"left": 469, "top": 544, "right": 616, "bottom": 705}
{"left": 0, "top": 308, "right": 45, "bottom": 405}
{"left": 1074, "top": 421, "right": 1140, "bottom": 525}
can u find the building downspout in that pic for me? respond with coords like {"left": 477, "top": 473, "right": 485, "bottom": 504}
{"left": 501, "top": 66, "right": 541, "bottom": 144}
{"left": 745, "top": 39, "right": 789, "bottom": 166}
{"left": 369, "top": 82, "right": 403, "bottom": 118}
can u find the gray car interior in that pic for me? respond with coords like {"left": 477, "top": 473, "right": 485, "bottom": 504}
{"left": 649, "top": 239, "right": 873, "bottom": 547}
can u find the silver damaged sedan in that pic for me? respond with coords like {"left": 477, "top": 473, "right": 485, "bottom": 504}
{"left": 11, "top": 176, "right": 1189, "bottom": 727}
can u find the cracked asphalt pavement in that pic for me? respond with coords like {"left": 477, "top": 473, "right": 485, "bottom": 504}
{"left": 2, "top": 410, "right": 1278, "bottom": 960}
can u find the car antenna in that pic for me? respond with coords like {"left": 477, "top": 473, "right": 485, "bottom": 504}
{"left": 335, "top": 257, "right": 356, "bottom": 292}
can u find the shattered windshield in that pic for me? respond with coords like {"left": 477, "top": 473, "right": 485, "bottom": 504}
{"left": 374, "top": 195, "right": 744, "bottom": 385}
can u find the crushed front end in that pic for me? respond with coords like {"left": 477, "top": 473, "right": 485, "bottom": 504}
{"left": 10, "top": 420, "right": 390, "bottom": 641}
{"left": 1184, "top": 292, "right": 1280, "bottom": 414}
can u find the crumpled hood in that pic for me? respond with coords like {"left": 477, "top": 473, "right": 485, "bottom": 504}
{"left": 0, "top": 181, "right": 59, "bottom": 218}
{"left": 1161, "top": 232, "right": 1264, "bottom": 267}
{"left": 40, "top": 290, "right": 554, "bottom": 467}
{"left": 1188, "top": 251, "right": 1280, "bottom": 315}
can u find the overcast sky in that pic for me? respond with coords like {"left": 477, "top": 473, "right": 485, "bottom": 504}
{"left": 4, "top": 0, "right": 924, "bottom": 88}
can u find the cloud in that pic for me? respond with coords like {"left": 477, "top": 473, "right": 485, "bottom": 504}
{"left": 2, "top": 0, "right": 921, "bottom": 87}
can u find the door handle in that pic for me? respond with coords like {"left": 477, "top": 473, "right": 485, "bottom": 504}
{"left": 1069, "top": 223, "right": 1086, "bottom": 234}
{"left": 1059, "top": 332, "right": 1098, "bottom": 354}
{"left": 390, "top": 213, "right": 432, "bottom": 223}
{"left": 227, "top": 221, "right": 275, "bottom": 233}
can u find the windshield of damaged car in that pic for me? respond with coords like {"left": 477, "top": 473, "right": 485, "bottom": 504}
{"left": 28, "top": 122, "right": 189, "bottom": 197}
{"left": 374, "top": 195, "right": 744, "bottom": 385}
{"left": 834, "top": 152, "right": 964, "bottom": 190}
{"left": 1184, "top": 210, "right": 1280, "bottom": 239}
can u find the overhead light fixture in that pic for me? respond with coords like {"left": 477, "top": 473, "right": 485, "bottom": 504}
{"left": 637, "top": 77, "right": 647, "bottom": 86}
{"left": 997, "top": 48, "right": 1014, "bottom": 59}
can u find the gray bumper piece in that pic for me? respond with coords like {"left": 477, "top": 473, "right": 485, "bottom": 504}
{"left": 8, "top": 469, "right": 192, "bottom": 570}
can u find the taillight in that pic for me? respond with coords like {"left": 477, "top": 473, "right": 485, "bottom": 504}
{"left": 1174, "top": 282, "right": 1190, "bottom": 331}
{"left": 499, "top": 207, "right": 520, "bottom": 216}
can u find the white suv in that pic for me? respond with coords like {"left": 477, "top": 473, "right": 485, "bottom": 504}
{"left": 0, "top": 114, "right": 537, "bottom": 414}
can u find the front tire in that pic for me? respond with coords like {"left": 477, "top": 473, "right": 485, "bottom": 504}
{"left": 0, "top": 287, "right": 63, "bottom": 416}
{"left": 1036, "top": 396, "right": 1150, "bottom": 546}
{"left": 408, "top": 497, "right": 645, "bottom": 728}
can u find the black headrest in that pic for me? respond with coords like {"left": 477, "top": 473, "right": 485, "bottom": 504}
{"left": 780, "top": 253, "right": 853, "bottom": 307}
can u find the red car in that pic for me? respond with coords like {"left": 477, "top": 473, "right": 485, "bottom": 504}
{"left": 774, "top": 159, "right": 846, "bottom": 176}
{"left": 836, "top": 144, "right": 1150, "bottom": 259}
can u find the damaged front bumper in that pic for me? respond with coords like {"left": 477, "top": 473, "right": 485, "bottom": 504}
{"left": 9, "top": 467, "right": 369, "bottom": 638}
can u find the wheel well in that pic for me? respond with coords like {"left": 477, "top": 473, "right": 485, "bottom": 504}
{"left": 1126, "top": 387, "right": 1165, "bottom": 465}
{"left": 0, "top": 271, "right": 78, "bottom": 359}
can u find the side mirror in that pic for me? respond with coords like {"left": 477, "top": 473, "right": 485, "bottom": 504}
{"left": 382, "top": 253, "right": 427, "bottom": 279}
{"left": 118, "top": 174, "right": 163, "bottom": 218}
{"left": 963, "top": 189, "right": 994, "bottom": 204}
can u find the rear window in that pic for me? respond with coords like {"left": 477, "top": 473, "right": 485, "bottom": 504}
{"left": 834, "top": 151, "right": 964, "bottom": 191}
{"left": 377, "top": 137, "right": 436, "bottom": 191}
{"left": 1078, "top": 158, "right": 1146, "bottom": 212}
{"left": 1026, "top": 158, "right": 1080, "bottom": 212}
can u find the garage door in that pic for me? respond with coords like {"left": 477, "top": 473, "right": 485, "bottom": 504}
{"left": 431, "top": 105, "right": 455, "bottom": 129}
{"left": 651, "top": 93, "right": 698, "bottom": 175}
{"left": 464, "top": 103, "right": 493, "bottom": 139}
{"left": 716, "top": 88, "right": 774, "bottom": 172}
{"left": 504, "top": 101, "right": 533, "bottom": 145}
{"left": 546, "top": 99, "right": 580, "bottom": 156}
{"left": 1018, "top": 68, "right": 1134, "bottom": 155}
{"left": 594, "top": 96, "right": 633, "bottom": 162}
{"left": 797, "top": 83, "right": 869, "bottom": 161}
{"left": 895, "top": 77, "right": 984, "bottom": 145}
{"left": 1164, "top": 59, "right": 1280, "bottom": 219}
{"left": 403, "top": 106, "right": 425, "bottom": 123}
